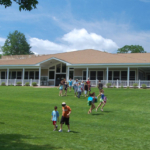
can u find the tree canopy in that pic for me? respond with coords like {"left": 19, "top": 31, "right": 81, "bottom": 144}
{"left": 117, "top": 45, "right": 146, "bottom": 53}
{"left": 1, "top": 30, "right": 33, "bottom": 55}
{"left": 0, "top": 0, "right": 38, "bottom": 11}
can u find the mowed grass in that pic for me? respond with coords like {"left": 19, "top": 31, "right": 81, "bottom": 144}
{"left": 0, "top": 86, "right": 150, "bottom": 150}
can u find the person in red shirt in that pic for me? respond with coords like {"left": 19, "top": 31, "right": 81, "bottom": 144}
{"left": 59, "top": 102, "right": 71, "bottom": 132}
{"left": 86, "top": 78, "right": 91, "bottom": 95}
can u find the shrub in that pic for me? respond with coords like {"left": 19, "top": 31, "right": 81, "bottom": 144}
{"left": 106, "top": 83, "right": 111, "bottom": 88}
{"left": 17, "top": 82, "right": 22, "bottom": 86}
{"left": 113, "top": 85, "right": 116, "bottom": 88}
{"left": 1, "top": 82, "right": 6, "bottom": 86}
{"left": 32, "top": 82, "right": 37, "bottom": 86}
{"left": 133, "top": 83, "right": 138, "bottom": 89}
{"left": 120, "top": 84, "right": 124, "bottom": 89}
{"left": 126, "top": 86, "right": 130, "bottom": 89}
{"left": 25, "top": 82, "right": 30, "bottom": 86}
{"left": 142, "top": 84, "right": 146, "bottom": 89}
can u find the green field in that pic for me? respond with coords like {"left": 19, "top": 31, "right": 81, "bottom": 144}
{"left": 0, "top": 86, "right": 150, "bottom": 150}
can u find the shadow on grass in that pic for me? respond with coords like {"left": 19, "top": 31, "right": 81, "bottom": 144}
{"left": 0, "top": 122, "right": 5, "bottom": 124}
{"left": 69, "top": 131, "right": 79, "bottom": 133}
{"left": 103, "top": 111, "right": 112, "bottom": 113}
{"left": 92, "top": 113, "right": 103, "bottom": 115}
{"left": 0, "top": 134, "right": 61, "bottom": 150}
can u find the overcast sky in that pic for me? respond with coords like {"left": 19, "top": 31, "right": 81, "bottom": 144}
{"left": 0, "top": 0, "right": 150, "bottom": 54}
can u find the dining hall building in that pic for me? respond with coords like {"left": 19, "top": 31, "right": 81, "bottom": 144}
{"left": 0, "top": 49, "right": 150, "bottom": 88}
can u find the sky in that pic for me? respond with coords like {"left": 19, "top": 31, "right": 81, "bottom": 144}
{"left": 0, "top": 0, "right": 150, "bottom": 54}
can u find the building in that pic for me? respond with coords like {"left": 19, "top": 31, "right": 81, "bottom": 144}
{"left": 0, "top": 49, "right": 150, "bottom": 87}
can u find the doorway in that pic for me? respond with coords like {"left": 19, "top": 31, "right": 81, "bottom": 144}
{"left": 55, "top": 74, "right": 66, "bottom": 86}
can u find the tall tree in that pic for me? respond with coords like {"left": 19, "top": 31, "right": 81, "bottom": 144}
{"left": 0, "top": 0, "right": 38, "bottom": 11}
{"left": 117, "top": 45, "right": 146, "bottom": 53}
{"left": 1, "top": 30, "right": 33, "bottom": 55}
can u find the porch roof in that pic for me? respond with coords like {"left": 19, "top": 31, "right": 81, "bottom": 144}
{"left": 0, "top": 49, "right": 150, "bottom": 66}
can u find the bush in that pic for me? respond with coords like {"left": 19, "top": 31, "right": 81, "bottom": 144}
{"left": 133, "top": 83, "right": 138, "bottom": 89}
{"left": 32, "top": 82, "right": 37, "bottom": 86}
{"left": 142, "top": 84, "right": 146, "bottom": 89}
{"left": 113, "top": 85, "right": 116, "bottom": 88}
{"left": 106, "top": 83, "right": 111, "bottom": 88}
{"left": 1, "top": 82, "right": 6, "bottom": 86}
{"left": 120, "top": 84, "right": 124, "bottom": 89}
{"left": 17, "top": 82, "right": 22, "bottom": 86}
{"left": 25, "top": 82, "right": 30, "bottom": 86}
{"left": 126, "top": 86, "right": 130, "bottom": 89}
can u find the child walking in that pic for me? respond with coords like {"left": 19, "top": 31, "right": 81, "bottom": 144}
{"left": 51, "top": 106, "right": 59, "bottom": 131}
{"left": 59, "top": 81, "right": 63, "bottom": 96}
{"left": 68, "top": 78, "right": 73, "bottom": 92}
{"left": 96, "top": 89, "right": 106, "bottom": 111}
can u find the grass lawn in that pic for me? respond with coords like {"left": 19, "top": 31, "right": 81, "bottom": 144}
{"left": 0, "top": 86, "right": 150, "bottom": 150}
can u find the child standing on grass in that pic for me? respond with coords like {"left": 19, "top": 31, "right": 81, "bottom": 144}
{"left": 81, "top": 81, "right": 84, "bottom": 96}
{"left": 59, "top": 81, "right": 63, "bottom": 96}
{"left": 84, "top": 82, "right": 88, "bottom": 97}
{"left": 77, "top": 82, "right": 82, "bottom": 98}
{"left": 64, "top": 81, "right": 68, "bottom": 96}
{"left": 96, "top": 89, "right": 106, "bottom": 112}
{"left": 51, "top": 106, "right": 59, "bottom": 131}
{"left": 68, "top": 78, "right": 72, "bottom": 92}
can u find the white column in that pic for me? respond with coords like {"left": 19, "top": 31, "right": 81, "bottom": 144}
{"left": 86, "top": 67, "right": 89, "bottom": 80}
{"left": 67, "top": 66, "right": 69, "bottom": 82}
{"left": 39, "top": 67, "right": 41, "bottom": 86}
{"left": 137, "top": 68, "right": 139, "bottom": 80}
{"left": 7, "top": 68, "right": 9, "bottom": 86}
{"left": 138, "top": 80, "right": 140, "bottom": 89}
{"left": 106, "top": 67, "right": 109, "bottom": 83}
{"left": 127, "top": 67, "right": 130, "bottom": 86}
{"left": 22, "top": 68, "right": 25, "bottom": 86}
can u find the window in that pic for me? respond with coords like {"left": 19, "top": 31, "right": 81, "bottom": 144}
{"left": 90, "top": 71, "right": 96, "bottom": 80}
{"left": 49, "top": 71, "right": 55, "bottom": 79}
{"left": 108, "top": 71, "right": 112, "bottom": 80}
{"left": 62, "top": 64, "right": 66, "bottom": 73}
{"left": 29, "top": 71, "right": 34, "bottom": 79}
{"left": 69, "top": 71, "right": 74, "bottom": 79}
{"left": 17, "top": 71, "right": 22, "bottom": 79}
{"left": 113, "top": 71, "right": 120, "bottom": 80}
{"left": 35, "top": 71, "right": 39, "bottom": 79}
{"left": 9, "top": 72, "right": 11, "bottom": 79}
{"left": 1, "top": 72, "right": 6, "bottom": 79}
{"left": 12, "top": 71, "right": 16, "bottom": 79}
{"left": 56, "top": 64, "right": 61, "bottom": 73}
{"left": 25, "top": 71, "right": 28, "bottom": 79}
{"left": 74, "top": 76, "right": 82, "bottom": 80}
{"left": 83, "top": 71, "right": 86, "bottom": 80}
{"left": 121, "top": 71, "right": 127, "bottom": 80}
{"left": 130, "top": 71, "right": 135, "bottom": 80}
{"left": 49, "top": 66, "right": 55, "bottom": 69}
{"left": 97, "top": 71, "right": 103, "bottom": 80}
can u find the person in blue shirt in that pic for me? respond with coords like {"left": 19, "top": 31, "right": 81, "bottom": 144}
{"left": 68, "top": 78, "right": 73, "bottom": 92}
{"left": 87, "top": 92, "right": 96, "bottom": 114}
{"left": 51, "top": 106, "right": 59, "bottom": 131}
{"left": 59, "top": 80, "right": 64, "bottom": 96}
{"left": 96, "top": 89, "right": 107, "bottom": 112}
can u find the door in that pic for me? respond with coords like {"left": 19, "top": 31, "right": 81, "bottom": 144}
{"left": 55, "top": 74, "right": 66, "bottom": 86}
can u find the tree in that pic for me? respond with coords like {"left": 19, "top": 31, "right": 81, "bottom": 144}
{"left": 0, "top": 0, "right": 38, "bottom": 11}
{"left": 117, "top": 45, "right": 146, "bottom": 53}
{"left": 1, "top": 30, "right": 33, "bottom": 55}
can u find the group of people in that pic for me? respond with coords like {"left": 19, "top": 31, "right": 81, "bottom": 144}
{"left": 52, "top": 79, "right": 107, "bottom": 132}
{"left": 59, "top": 78, "right": 91, "bottom": 98}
